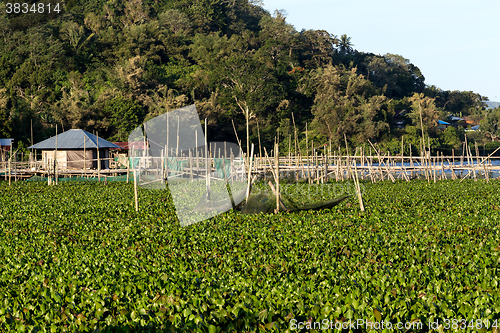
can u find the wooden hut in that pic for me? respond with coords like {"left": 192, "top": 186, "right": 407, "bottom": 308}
{"left": 28, "top": 129, "right": 121, "bottom": 170}
{"left": 0, "top": 139, "right": 13, "bottom": 162}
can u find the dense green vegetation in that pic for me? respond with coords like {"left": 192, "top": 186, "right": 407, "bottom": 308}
{"left": 1, "top": 180, "right": 499, "bottom": 331}
{"left": 0, "top": 0, "right": 498, "bottom": 155}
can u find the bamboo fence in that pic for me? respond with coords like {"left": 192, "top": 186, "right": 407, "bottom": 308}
{"left": 1, "top": 144, "right": 500, "bottom": 185}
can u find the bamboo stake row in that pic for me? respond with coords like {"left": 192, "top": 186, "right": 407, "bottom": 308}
{"left": 2, "top": 145, "right": 500, "bottom": 185}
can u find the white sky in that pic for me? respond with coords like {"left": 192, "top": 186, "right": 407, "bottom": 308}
{"left": 261, "top": 0, "right": 500, "bottom": 101}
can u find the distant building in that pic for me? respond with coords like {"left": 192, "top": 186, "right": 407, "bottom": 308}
{"left": 110, "top": 142, "right": 147, "bottom": 169}
{"left": 444, "top": 115, "right": 466, "bottom": 128}
{"left": 462, "top": 116, "right": 476, "bottom": 126}
{"left": 438, "top": 120, "right": 450, "bottom": 129}
{"left": 0, "top": 139, "right": 13, "bottom": 162}
{"left": 393, "top": 110, "right": 408, "bottom": 129}
{"left": 465, "top": 125, "right": 480, "bottom": 132}
{"left": 28, "top": 129, "right": 121, "bottom": 170}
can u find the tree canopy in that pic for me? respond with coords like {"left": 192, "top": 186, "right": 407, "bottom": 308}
{"left": 0, "top": 0, "right": 494, "bottom": 154}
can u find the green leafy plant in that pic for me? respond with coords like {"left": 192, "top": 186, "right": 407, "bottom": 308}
{"left": 0, "top": 180, "right": 499, "bottom": 331}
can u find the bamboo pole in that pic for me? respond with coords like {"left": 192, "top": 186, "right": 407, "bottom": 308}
{"left": 275, "top": 142, "right": 280, "bottom": 213}
{"left": 83, "top": 135, "right": 87, "bottom": 176}
{"left": 257, "top": 120, "right": 262, "bottom": 163}
{"left": 306, "top": 123, "right": 310, "bottom": 184}
{"left": 166, "top": 114, "right": 170, "bottom": 179}
{"left": 383, "top": 153, "right": 396, "bottom": 183}
{"left": 291, "top": 114, "right": 295, "bottom": 175}
{"left": 428, "top": 137, "right": 434, "bottom": 183}
{"left": 484, "top": 158, "right": 490, "bottom": 183}
{"left": 14, "top": 151, "right": 17, "bottom": 182}
{"left": 97, "top": 132, "right": 101, "bottom": 182}
{"left": 229, "top": 148, "right": 234, "bottom": 183}
{"left": 480, "top": 144, "right": 490, "bottom": 183}
{"left": 459, "top": 146, "right": 500, "bottom": 183}
{"left": 245, "top": 144, "right": 254, "bottom": 204}
{"left": 134, "top": 169, "right": 138, "bottom": 211}
{"left": 55, "top": 126, "right": 58, "bottom": 185}
{"left": 295, "top": 140, "right": 302, "bottom": 181}
{"left": 401, "top": 136, "right": 404, "bottom": 179}
{"left": 334, "top": 151, "right": 338, "bottom": 181}
{"left": 126, "top": 153, "right": 130, "bottom": 183}
{"left": 161, "top": 149, "right": 165, "bottom": 183}
{"left": 231, "top": 119, "right": 241, "bottom": 155}
{"left": 361, "top": 146, "right": 365, "bottom": 181}
{"left": 313, "top": 140, "right": 318, "bottom": 184}
{"left": 205, "top": 118, "right": 210, "bottom": 198}
{"left": 353, "top": 158, "right": 365, "bottom": 212}
{"left": 475, "top": 142, "right": 484, "bottom": 180}
{"left": 368, "top": 140, "right": 382, "bottom": 181}
{"left": 441, "top": 152, "right": 445, "bottom": 180}
{"left": 432, "top": 155, "right": 436, "bottom": 183}
{"left": 329, "top": 139, "right": 332, "bottom": 160}
{"left": 475, "top": 142, "right": 480, "bottom": 168}
{"left": 339, "top": 147, "right": 343, "bottom": 181}
{"left": 418, "top": 98, "right": 427, "bottom": 181}
{"left": 323, "top": 153, "right": 327, "bottom": 183}
{"left": 8, "top": 153, "right": 11, "bottom": 186}
{"left": 195, "top": 132, "right": 199, "bottom": 179}
{"left": 451, "top": 149, "right": 455, "bottom": 180}
{"left": 419, "top": 142, "right": 425, "bottom": 181}
{"left": 461, "top": 142, "right": 464, "bottom": 167}
{"left": 365, "top": 155, "right": 375, "bottom": 183}
{"left": 469, "top": 146, "right": 476, "bottom": 181}
{"left": 464, "top": 136, "right": 470, "bottom": 179}
{"left": 344, "top": 134, "right": 350, "bottom": 180}
{"left": 452, "top": 148, "right": 455, "bottom": 168}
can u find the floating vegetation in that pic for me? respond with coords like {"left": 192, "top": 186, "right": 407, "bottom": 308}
{"left": 0, "top": 180, "right": 499, "bottom": 331}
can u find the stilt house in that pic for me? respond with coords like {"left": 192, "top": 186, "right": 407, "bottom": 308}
{"left": 28, "top": 129, "right": 121, "bottom": 170}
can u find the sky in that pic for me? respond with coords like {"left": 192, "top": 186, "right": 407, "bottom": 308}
{"left": 260, "top": 0, "right": 500, "bottom": 101}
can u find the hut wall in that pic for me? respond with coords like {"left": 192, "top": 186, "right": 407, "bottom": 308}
{"left": 67, "top": 150, "right": 94, "bottom": 169}
{"left": 42, "top": 150, "right": 68, "bottom": 169}
{"left": 41, "top": 149, "right": 110, "bottom": 170}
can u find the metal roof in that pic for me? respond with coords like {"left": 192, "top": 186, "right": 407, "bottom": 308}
{"left": 0, "top": 139, "right": 13, "bottom": 146}
{"left": 28, "top": 129, "right": 121, "bottom": 150}
{"left": 438, "top": 120, "right": 450, "bottom": 125}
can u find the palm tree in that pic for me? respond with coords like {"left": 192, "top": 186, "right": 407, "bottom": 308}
{"left": 338, "top": 34, "right": 354, "bottom": 54}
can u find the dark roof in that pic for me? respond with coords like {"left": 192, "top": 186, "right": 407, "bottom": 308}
{"left": 28, "top": 129, "right": 121, "bottom": 150}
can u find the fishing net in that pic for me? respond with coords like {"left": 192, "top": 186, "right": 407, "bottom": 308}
{"left": 239, "top": 182, "right": 350, "bottom": 214}
{"left": 128, "top": 104, "right": 247, "bottom": 226}
{"left": 25, "top": 175, "right": 130, "bottom": 182}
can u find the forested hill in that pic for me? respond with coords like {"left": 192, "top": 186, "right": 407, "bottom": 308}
{"left": 0, "top": 0, "right": 496, "bottom": 154}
